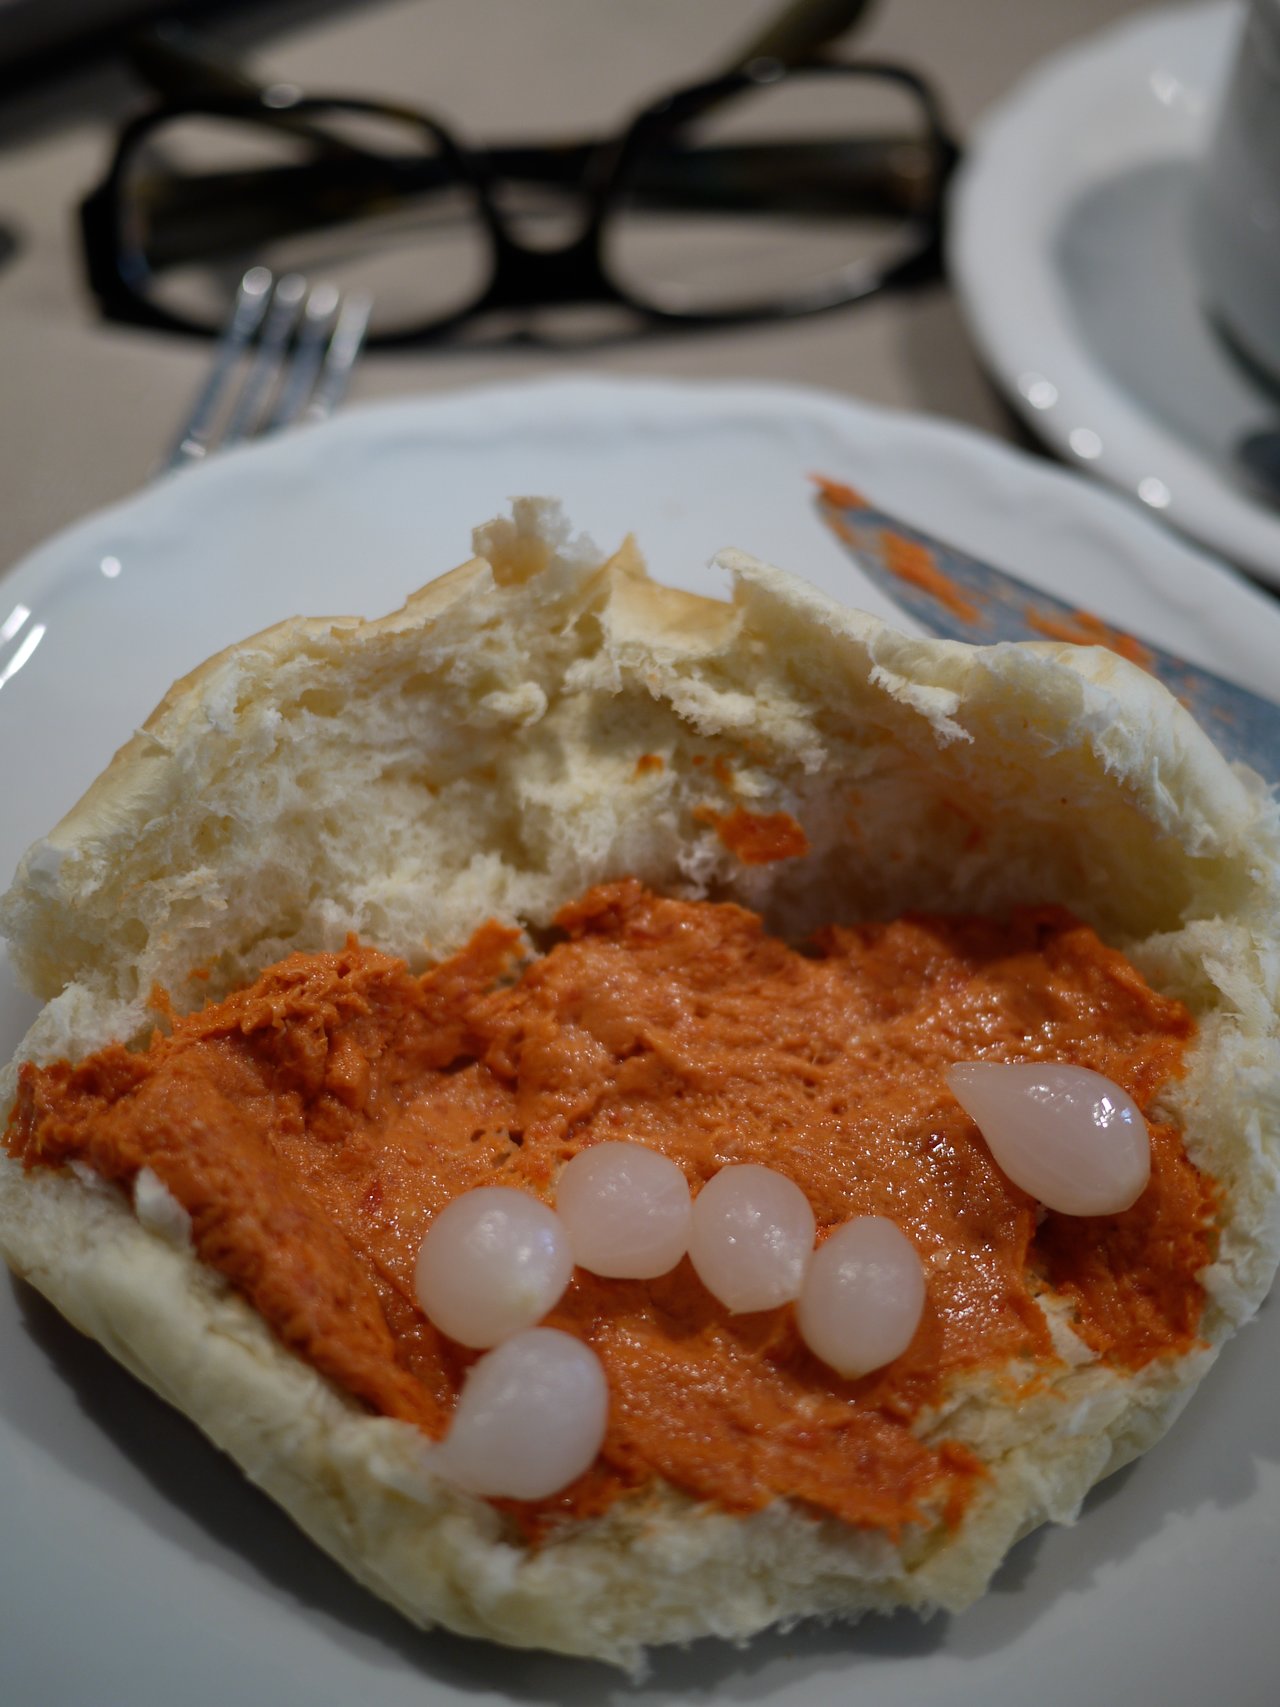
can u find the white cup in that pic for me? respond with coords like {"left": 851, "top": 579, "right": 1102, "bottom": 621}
{"left": 1192, "top": 0, "right": 1280, "bottom": 384}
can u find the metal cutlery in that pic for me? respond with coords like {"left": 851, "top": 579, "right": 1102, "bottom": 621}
{"left": 814, "top": 477, "right": 1280, "bottom": 780}
{"left": 159, "top": 267, "right": 371, "bottom": 474}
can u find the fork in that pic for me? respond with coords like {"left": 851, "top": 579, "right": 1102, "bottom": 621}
{"left": 0, "top": 268, "right": 371, "bottom": 692}
{"left": 160, "top": 266, "right": 372, "bottom": 474}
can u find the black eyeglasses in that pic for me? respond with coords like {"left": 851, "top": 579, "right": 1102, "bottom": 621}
{"left": 80, "top": 28, "right": 960, "bottom": 346}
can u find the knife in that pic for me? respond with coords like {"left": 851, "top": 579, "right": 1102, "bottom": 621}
{"left": 813, "top": 478, "right": 1280, "bottom": 782}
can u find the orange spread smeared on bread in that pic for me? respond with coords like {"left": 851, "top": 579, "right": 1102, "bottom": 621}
{"left": 7, "top": 881, "right": 1209, "bottom": 1540}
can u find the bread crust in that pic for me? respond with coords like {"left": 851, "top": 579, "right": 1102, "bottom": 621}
{"left": 2, "top": 498, "right": 1278, "bottom": 1670}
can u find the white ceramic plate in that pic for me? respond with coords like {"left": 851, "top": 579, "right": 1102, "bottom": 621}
{"left": 3, "top": 377, "right": 1278, "bottom": 1707}
{"left": 950, "top": 1, "right": 1280, "bottom": 587}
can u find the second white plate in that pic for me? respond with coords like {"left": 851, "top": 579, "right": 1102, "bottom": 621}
{"left": 950, "top": 1, "right": 1280, "bottom": 585}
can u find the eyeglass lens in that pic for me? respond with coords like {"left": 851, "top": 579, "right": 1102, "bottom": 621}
{"left": 119, "top": 107, "right": 493, "bottom": 337}
{"left": 605, "top": 71, "right": 941, "bottom": 317}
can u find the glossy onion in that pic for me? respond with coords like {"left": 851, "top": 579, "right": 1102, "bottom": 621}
{"left": 414, "top": 1186, "right": 572, "bottom": 1348}
{"left": 436, "top": 1328, "right": 609, "bottom": 1500}
{"left": 689, "top": 1163, "right": 815, "bottom": 1313}
{"left": 556, "top": 1140, "right": 692, "bottom": 1279}
{"left": 796, "top": 1216, "right": 926, "bottom": 1378}
{"left": 946, "top": 1061, "right": 1150, "bottom": 1216}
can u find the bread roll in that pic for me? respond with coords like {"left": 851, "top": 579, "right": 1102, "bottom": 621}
{"left": 2, "top": 498, "right": 1278, "bottom": 1671}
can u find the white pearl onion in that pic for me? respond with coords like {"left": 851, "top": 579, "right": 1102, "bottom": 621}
{"left": 797, "top": 1217, "right": 926, "bottom": 1378}
{"left": 946, "top": 1061, "right": 1150, "bottom": 1216}
{"left": 689, "top": 1163, "right": 815, "bottom": 1313}
{"left": 414, "top": 1186, "right": 573, "bottom": 1349}
{"left": 436, "top": 1328, "right": 609, "bottom": 1500}
{"left": 556, "top": 1141, "right": 692, "bottom": 1279}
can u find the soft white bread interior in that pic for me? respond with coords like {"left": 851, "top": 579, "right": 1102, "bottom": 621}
{"left": 2, "top": 498, "right": 1278, "bottom": 1670}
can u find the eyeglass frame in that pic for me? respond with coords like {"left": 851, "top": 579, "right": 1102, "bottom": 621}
{"left": 79, "top": 56, "right": 962, "bottom": 347}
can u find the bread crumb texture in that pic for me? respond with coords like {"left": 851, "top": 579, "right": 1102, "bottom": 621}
{"left": 2, "top": 498, "right": 1278, "bottom": 1669}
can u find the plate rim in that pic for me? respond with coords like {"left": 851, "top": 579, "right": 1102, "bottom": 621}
{"left": 4, "top": 370, "right": 1278, "bottom": 629}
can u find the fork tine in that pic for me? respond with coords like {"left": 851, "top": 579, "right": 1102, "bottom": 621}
{"left": 221, "top": 272, "right": 308, "bottom": 447}
{"left": 304, "top": 290, "right": 373, "bottom": 425}
{"left": 265, "top": 282, "right": 341, "bottom": 431}
{"left": 159, "top": 266, "right": 273, "bottom": 475}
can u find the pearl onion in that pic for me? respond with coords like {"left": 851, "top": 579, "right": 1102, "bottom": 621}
{"left": 796, "top": 1217, "right": 926, "bottom": 1378}
{"left": 414, "top": 1186, "right": 572, "bottom": 1349}
{"left": 689, "top": 1163, "right": 815, "bottom": 1313}
{"left": 436, "top": 1328, "right": 609, "bottom": 1500}
{"left": 556, "top": 1141, "right": 692, "bottom": 1279}
{"left": 946, "top": 1061, "right": 1150, "bottom": 1216}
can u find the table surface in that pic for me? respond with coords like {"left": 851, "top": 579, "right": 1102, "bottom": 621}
{"left": 0, "top": 0, "right": 1169, "bottom": 582}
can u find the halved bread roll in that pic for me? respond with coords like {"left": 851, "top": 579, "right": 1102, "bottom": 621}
{"left": 2, "top": 498, "right": 1278, "bottom": 1671}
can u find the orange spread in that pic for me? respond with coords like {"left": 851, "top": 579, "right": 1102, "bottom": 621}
{"left": 877, "top": 530, "right": 982, "bottom": 625}
{"left": 1025, "top": 608, "right": 1156, "bottom": 671}
{"left": 812, "top": 475, "right": 983, "bottom": 625}
{"left": 812, "top": 475, "right": 871, "bottom": 511}
{"left": 6, "top": 882, "right": 1211, "bottom": 1540}
{"left": 694, "top": 804, "right": 811, "bottom": 865}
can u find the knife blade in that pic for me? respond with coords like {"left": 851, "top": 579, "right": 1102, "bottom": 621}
{"left": 814, "top": 478, "right": 1280, "bottom": 782}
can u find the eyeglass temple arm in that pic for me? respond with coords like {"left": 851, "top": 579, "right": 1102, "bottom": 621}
{"left": 634, "top": 0, "right": 877, "bottom": 142}
{"left": 126, "top": 24, "right": 426, "bottom": 163}
{"left": 131, "top": 0, "right": 878, "bottom": 102}
{"left": 130, "top": 0, "right": 877, "bottom": 99}
{"left": 129, "top": 23, "right": 270, "bottom": 103}
{"left": 726, "top": 0, "right": 878, "bottom": 70}
{"left": 127, "top": 24, "right": 374, "bottom": 162}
